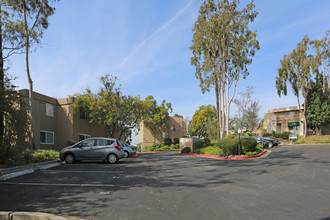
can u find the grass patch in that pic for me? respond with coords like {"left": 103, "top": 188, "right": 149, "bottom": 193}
{"left": 295, "top": 135, "right": 330, "bottom": 144}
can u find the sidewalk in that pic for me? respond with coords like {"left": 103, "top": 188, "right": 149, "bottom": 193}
{"left": 0, "top": 160, "right": 61, "bottom": 180}
{"left": 0, "top": 211, "right": 86, "bottom": 220}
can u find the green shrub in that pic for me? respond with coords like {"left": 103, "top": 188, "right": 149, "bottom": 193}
{"left": 203, "top": 137, "right": 211, "bottom": 146}
{"left": 217, "top": 138, "right": 239, "bottom": 157}
{"left": 137, "top": 144, "right": 141, "bottom": 152}
{"left": 173, "top": 137, "right": 180, "bottom": 145}
{"left": 194, "top": 139, "right": 206, "bottom": 149}
{"left": 256, "top": 144, "right": 263, "bottom": 153}
{"left": 164, "top": 138, "right": 172, "bottom": 145}
{"left": 169, "top": 144, "right": 179, "bottom": 151}
{"left": 245, "top": 151, "right": 257, "bottom": 156}
{"left": 224, "top": 134, "right": 237, "bottom": 140}
{"left": 200, "top": 146, "right": 223, "bottom": 156}
{"left": 145, "top": 146, "right": 155, "bottom": 152}
{"left": 181, "top": 147, "right": 191, "bottom": 153}
{"left": 280, "top": 132, "right": 290, "bottom": 140}
{"left": 240, "top": 138, "right": 257, "bottom": 154}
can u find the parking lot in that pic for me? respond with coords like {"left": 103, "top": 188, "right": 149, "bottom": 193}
{"left": 1, "top": 145, "right": 330, "bottom": 220}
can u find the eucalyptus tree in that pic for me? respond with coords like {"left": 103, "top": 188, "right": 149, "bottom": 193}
{"left": 311, "top": 30, "right": 330, "bottom": 95}
{"left": 5, "top": 0, "right": 58, "bottom": 148}
{"left": 190, "top": 0, "right": 259, "bottom": 139}
{"left": 276, "top": 35, "right": 319, "bottom": 138}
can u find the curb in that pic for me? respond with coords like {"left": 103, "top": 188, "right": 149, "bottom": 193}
{"left": 0, "top": 160, "right": 61, "bottom": 181}
{"left": 178, "top": 149, "right": 268, "bottom": 160}
{"left": 137, "top": 151, "right": 168, "bottom": 154}
{"left": 0, "top": 211, "right": 86, "bottom": 220}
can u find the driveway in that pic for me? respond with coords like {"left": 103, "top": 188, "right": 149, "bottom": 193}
{"left": 1, "top": 145, "right": 330, "bottom": 220}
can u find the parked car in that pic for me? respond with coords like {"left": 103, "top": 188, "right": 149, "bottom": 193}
{"left": 263, "top": 137, "right": 279, "bottom": 146}
{"left": 122, "top": 143, "right": 137, "bottom": 157}
{"left": 60, "top": 137, "right": 125, "bottom": 164}
{"left": 250, "top": 136, "right": 274, "bottom": 148}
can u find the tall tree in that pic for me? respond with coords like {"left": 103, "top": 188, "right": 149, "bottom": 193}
{"left": 0, "top": 1, "right": 25, "bottom": 147}
{"left": 311, "top": 30, "right": 330, "bottom": 95}
{"left": 6, "top": 0, "right": 58, "bottom": 148}
{"left": 190, "top": 0, "right": 259, "bottom": 139}
{"left": 305, "top": 73, "right": 330, "bottom": 134}
{"left": 276, "top": 35, "right": 319, "bottom": 138}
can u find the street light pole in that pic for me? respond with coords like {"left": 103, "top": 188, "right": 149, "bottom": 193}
{"left": 238, "top": 129, "right": 241, "bottom": 155}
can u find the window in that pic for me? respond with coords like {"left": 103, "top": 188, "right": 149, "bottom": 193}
{"left": 80, "top": 139, "right": 95, "bottom": 147}
{"left": 38, "top": 102, "right": 54, "bottom": 117}
{"left": 79, "top": 134, "right": 91, "bottom": 141}
{"left": 40, "top": 130, "right": 54, "bottom": 144}
{"left": 289, "top": 126, "right": 299, "bottom": 131}
{"left": 170, "top": 125, "right": 176, "bottom": 131}
{"left": 107, "top": 140, "right": 115, "bottom": 145}
{"left": 160, "top": 132, "right": 165, "bottom": 138}
{"left": 284, "top": 111, "right": 295, "bottom": 115}
{"left": 288, "top": 122, "right": 299, "bottom": 130}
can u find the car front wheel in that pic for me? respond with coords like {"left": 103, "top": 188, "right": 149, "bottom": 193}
{"left": 124, "top": 151, "right": 129, "bottom": 158}
{"left": 108, "top": 154, "right": 118, "bottom": 164}
{"left": 64, "top": 153, "right": 75, "bottom": 164}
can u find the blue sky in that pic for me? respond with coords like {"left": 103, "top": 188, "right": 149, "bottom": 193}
{"left": 7, "top": 0, "right": 330, "bottom": 121}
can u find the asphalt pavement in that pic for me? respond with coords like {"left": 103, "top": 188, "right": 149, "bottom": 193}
{"left": 1, "top": 145, "right": 330, "bottom": 220}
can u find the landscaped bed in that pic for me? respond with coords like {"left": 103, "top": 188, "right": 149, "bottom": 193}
{"left": 0, "top": 149, "right": 59, "bottom": 168}
{"left": 179, "top": 149, "right": 268, "bottom": 160}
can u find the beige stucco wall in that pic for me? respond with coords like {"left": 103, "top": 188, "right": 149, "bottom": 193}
{"left": 18, "top": 90, "right": 110, "bottom": 150}
{"left": 263, "top": 106, "right": 304, "bottom": 136}
{"left": 139, "top": 116, "right": 187, "bottom": 147}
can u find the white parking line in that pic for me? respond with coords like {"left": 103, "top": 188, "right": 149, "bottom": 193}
{"left": 0, "top": 182, "right": 115, "bottom": 187}
{"left": 40, "top": 170, "right": 124, "bottom": 174}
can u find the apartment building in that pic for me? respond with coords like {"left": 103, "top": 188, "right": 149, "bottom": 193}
{"left": 263, "top": 106, "right": 304, "bottom": 136}
{"left": 139, "top": 116, "right": 187, "bottom": 147}
{"left": 18, "top": 89, "right": 108, "bottom": 150}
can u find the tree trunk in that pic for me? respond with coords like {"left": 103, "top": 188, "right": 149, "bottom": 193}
{"left": 0, "top": 8, "right": 4, "bottom": 147}
{"left": 23, "top": 2, "right": 35, "bottom": 149}
{"left": 302, "top": 97, "right": 307, "bottom": 138}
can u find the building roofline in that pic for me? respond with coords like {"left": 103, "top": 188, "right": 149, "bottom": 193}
{"left": 267, "top": 106, "right": 303, "bottom": 113}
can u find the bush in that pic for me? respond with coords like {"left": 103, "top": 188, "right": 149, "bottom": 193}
{"left": 194, "top": 139, "right": 206, "bottom": 149}
{"left": 240, "top": 138, "right": 257, "bottom": 153}
{"left": 1, "top": 148, "right": 60, "bottom": 167}
{"left": 199, "top": 146, "right": 223, "bottom": 156}
{"left": 169, "top": 144, "right": 179, "bottom": 151}
{"left": 181, "top": 147, "right": 191, "bottom": 153}
{"left": 224, "top": 134, "right": 237, "bottom": 140}
{"left": 173, "top": 137, "right": 180, "bottom": 145}
{"left": 164, "top": 138, "right": 172, "bottom": 145}
{"left": 245, "top": 151, "right": 257, "bottom": 156}
{"left": 256, "top": 144, "right": 263, "bottom": 153}
{"left": 217, "top": 138, "right": 239, "bottom": 157}
{"left": 280, "top": 132, "right": 290, "bottom": 140}
{"left": 203, "top": 137, "right": 211, "bottom": 146}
